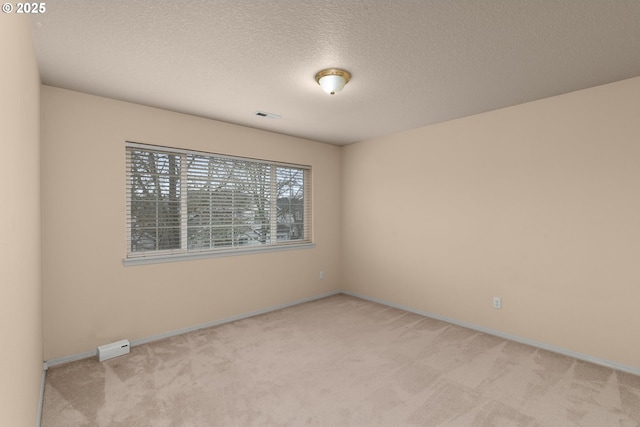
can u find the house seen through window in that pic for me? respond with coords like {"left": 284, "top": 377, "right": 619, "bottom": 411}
{"left": 125, "top": 142, "right": 311, "bottom": 263}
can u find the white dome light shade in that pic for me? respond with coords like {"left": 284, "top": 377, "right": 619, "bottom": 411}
{"left": 315, "top": 68, "right": 351, "bottom": 95}
{"left": 319, "top": 74, "right": 346, "bottom": 95}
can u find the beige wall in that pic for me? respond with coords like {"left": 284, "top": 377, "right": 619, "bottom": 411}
{"left": 41, "top": 86, "right": 342, "bottom": 360}
{"left": 0, "top": 14, "right": 43, "bottom": 426}
{"left": 342, "top": 77, "right": 640, "bottom": 369}
{"left": 40, "top": 68, "right": 640, "bottom": 371}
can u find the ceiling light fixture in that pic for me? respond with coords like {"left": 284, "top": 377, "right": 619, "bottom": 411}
{"left": 315, "top": 68, "right": 351, "bottom": 95}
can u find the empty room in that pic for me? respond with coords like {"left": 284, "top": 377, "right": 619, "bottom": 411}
{"left": 2, "top": 1, "right": 640, "bottom": 426}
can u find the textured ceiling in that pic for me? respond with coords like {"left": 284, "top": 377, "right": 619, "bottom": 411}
{"left": 31, "top": 0, "right": 640, "bottom": 145}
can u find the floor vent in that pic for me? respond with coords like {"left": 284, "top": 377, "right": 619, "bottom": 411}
{"left": 97, "top": 339, "right": 130, "bottom": 362}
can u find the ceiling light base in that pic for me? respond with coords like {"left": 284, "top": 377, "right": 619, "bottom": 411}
{"left": 315, "top": 68, "right": 351, "bottom": 95}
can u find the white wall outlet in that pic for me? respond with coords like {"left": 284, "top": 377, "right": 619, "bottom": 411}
{"left": 493, "top": 297, "right": 502, "bottom": 309}
{"left": 319, "top": 271, "right": 324, "bottom": 280}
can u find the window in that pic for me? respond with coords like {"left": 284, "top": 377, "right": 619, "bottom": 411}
{"left": 125, "top": 142, "right": 312, "bottom": 264}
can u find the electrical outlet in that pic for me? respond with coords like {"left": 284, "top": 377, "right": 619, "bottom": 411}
{"left": 493, "top": 297, "right": 502, "bottom": 309}
{"left": 319, "top": 271, "right": 324, "bottom": 280}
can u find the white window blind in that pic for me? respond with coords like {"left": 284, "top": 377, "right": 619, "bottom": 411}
{"left": 125, "top": 142, "right": 312, "bottom": 263}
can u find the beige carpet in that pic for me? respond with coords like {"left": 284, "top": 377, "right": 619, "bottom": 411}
{"left": 41, "top": 294, "right": 640, "bottom": 426}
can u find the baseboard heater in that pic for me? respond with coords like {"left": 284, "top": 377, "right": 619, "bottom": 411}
{"left": 97, "top": 339, "right": 130, "bottom": 362}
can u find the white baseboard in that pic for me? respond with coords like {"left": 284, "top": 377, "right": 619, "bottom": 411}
{"left": 343, "top": 290, "right": 640, "bottom": 377}
{"left": 131, "top": 290, "right": 342, "bottom": 347}
{"left": 45, "top": 290, "right": 342, "bottom": 368}
{"left": 36, "top": 362, "right": 47, "bottom": 427}
{"left": 44, "top": 288, "right": 640, "bottom": 378}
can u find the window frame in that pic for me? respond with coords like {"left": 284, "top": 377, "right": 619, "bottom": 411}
{"left": 124, "top": 142, "right": 313, "bottom": 266}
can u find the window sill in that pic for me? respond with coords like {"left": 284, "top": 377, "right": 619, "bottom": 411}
{"left": 123, "top": 242, "right": 316, "bottom": 266}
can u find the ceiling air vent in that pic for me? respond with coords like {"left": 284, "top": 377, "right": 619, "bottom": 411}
{"left": 254, "top": 111, "right": 281, "bottom": 119}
